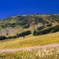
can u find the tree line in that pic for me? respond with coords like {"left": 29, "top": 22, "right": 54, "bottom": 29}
{"left": 0, "top": 30, "right": 31, "bottom": 40}
{"left": 33, "top": 25, "right": 59, "bottom": 36}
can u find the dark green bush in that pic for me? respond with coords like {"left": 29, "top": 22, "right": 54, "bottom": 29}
{"left": 22, "top": 22, "right": 30, "bottom": 28}
{"left": 6, "top": 33, "right": 8, "bottom": 35}
{"left": 34, "top": 17, "right": 46, "bottom": 24}
{"left": 33, "top": 25, "right": 59, "bottom": 36}
{"left": 8, "top": 30, "right": 31, "bottom": 39}
{"left": 0, "top": 36, "right": 7, "bottom": 40}
{"left": 47, "top": 23, "right": 52, "bottom": 27}
{"left": 37, "top": 26, "right": 44, "bottom": 30}
{"left": 33, "top": 30, "right": 37, "bottom": 36}
{"left": 17, "top": 30, "right": 31, "bottom": 37}
{"left": 50, "top": 14, "right": 59, "bottom": 23}
{"left": 0, "top": 30, "right": 31, "bottom": 40}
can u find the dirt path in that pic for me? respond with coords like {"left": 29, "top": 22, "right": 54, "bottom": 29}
{"left": 0, "top": 44, "right": 59, "bottom": 53}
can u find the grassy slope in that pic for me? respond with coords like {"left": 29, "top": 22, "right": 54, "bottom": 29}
{"left": 0, "top": 14, "right": 59, "bottom": 36}
{"left": 0, "top": 14, "right": 59, "bottom": 59}
{"left": 0, "top": 47, "right": 59, "bottom": 59}
{"left": 0, "top": 32, "right": 59, "bottom": 49}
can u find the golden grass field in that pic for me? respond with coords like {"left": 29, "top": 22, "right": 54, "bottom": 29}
{"left": 0, "top": 31, "right": 59, "bottom": 50}
{"left": 0, "top": 47, "right": 59, "bottom": 59}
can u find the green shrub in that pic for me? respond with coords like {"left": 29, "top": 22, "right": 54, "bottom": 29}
{"left": 9, "top": 30, "right": 31, "bottom": 39}
{"left": 34, "top": 17, "right": 46, "bottom": 24}
{"left": 50, "top": 14, "right": 59, "bottom": 23}
{"left": 47, "top": 23, "right": 52, "bottom": 27}
{"left": 0, "top": 36, "right": 7, "bottom": 40}
{"left": 37, "top": 26, "right": 44, "bottom": 30}
{"left": 33, "top": 30, "right": 37, "bottom": 36}
{"left": 22, "top": 22, "right": 30, "bottom": 28}
{"left": 33, "top": 25, "right": 59, "bottom": 36}
{"left": 6, "top": 33, "right": 8, "bottom": 35}
{"left": 17, "top": 30, "right": 31, "bottom": 37}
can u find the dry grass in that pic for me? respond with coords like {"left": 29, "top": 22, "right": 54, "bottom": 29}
{"left": 0, "top": 32, "right": 59, "bottom": 49}
{"left": 0, "top": 47, "right": 59, "bottom": 59}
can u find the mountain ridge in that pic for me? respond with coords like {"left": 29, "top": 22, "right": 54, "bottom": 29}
{"left": 0, "top": 14, "right": 59, "bottom": 36}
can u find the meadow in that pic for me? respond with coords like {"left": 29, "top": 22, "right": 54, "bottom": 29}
{"left": 0, "top": 14, "right": 59, "bottom": 59}
{"left": 0, "top": 47, "right": 59, "bottom": 59}
{"left": 0, "top": 32, "right": 59, "bottom": 49}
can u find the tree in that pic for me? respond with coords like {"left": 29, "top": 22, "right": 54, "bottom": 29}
{"left": 6, "top": 33, "right": 8, "bottom": 35}
{"left": 37, "top": 26, "right": 44, "bottom": 30}
{"left": 33, "top": 30, "right": 37, "bottom": 36}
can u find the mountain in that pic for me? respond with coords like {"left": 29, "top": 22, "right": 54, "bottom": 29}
{"left": 0, "top": 14, "right": 59, "bottom": 36}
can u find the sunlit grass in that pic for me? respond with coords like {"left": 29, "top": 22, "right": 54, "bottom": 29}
{"left": 0, "top": 32, "right": 59, "bottom": 49}
{"left": 0, "top": 47, "right": 59, "bottom": 59}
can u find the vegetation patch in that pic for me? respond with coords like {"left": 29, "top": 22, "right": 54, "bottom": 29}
{"left": 37, "top": 26, "right": 45, "bottom": 30}
{"left": 33, "top": 25, "right": 59, "bottom": 36}
{"left": 0, "top": 47, "right": 59, "bottom": 59}
{"left": 0, "top": 30, "right": 31, "bottom": 40}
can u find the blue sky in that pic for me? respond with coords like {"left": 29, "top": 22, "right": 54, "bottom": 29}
{"left": 0, "top": 0, "right": 59, "bottom": 19}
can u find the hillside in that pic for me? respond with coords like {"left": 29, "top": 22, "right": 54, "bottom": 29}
{"left": 0, "top": 31, "right": 59, "bottom": 49}
{"left": 0, "top": 14, "right": 59, "bottom": 59}
{"left": 0, "top": 14, "right": 59, "bottom": 37}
